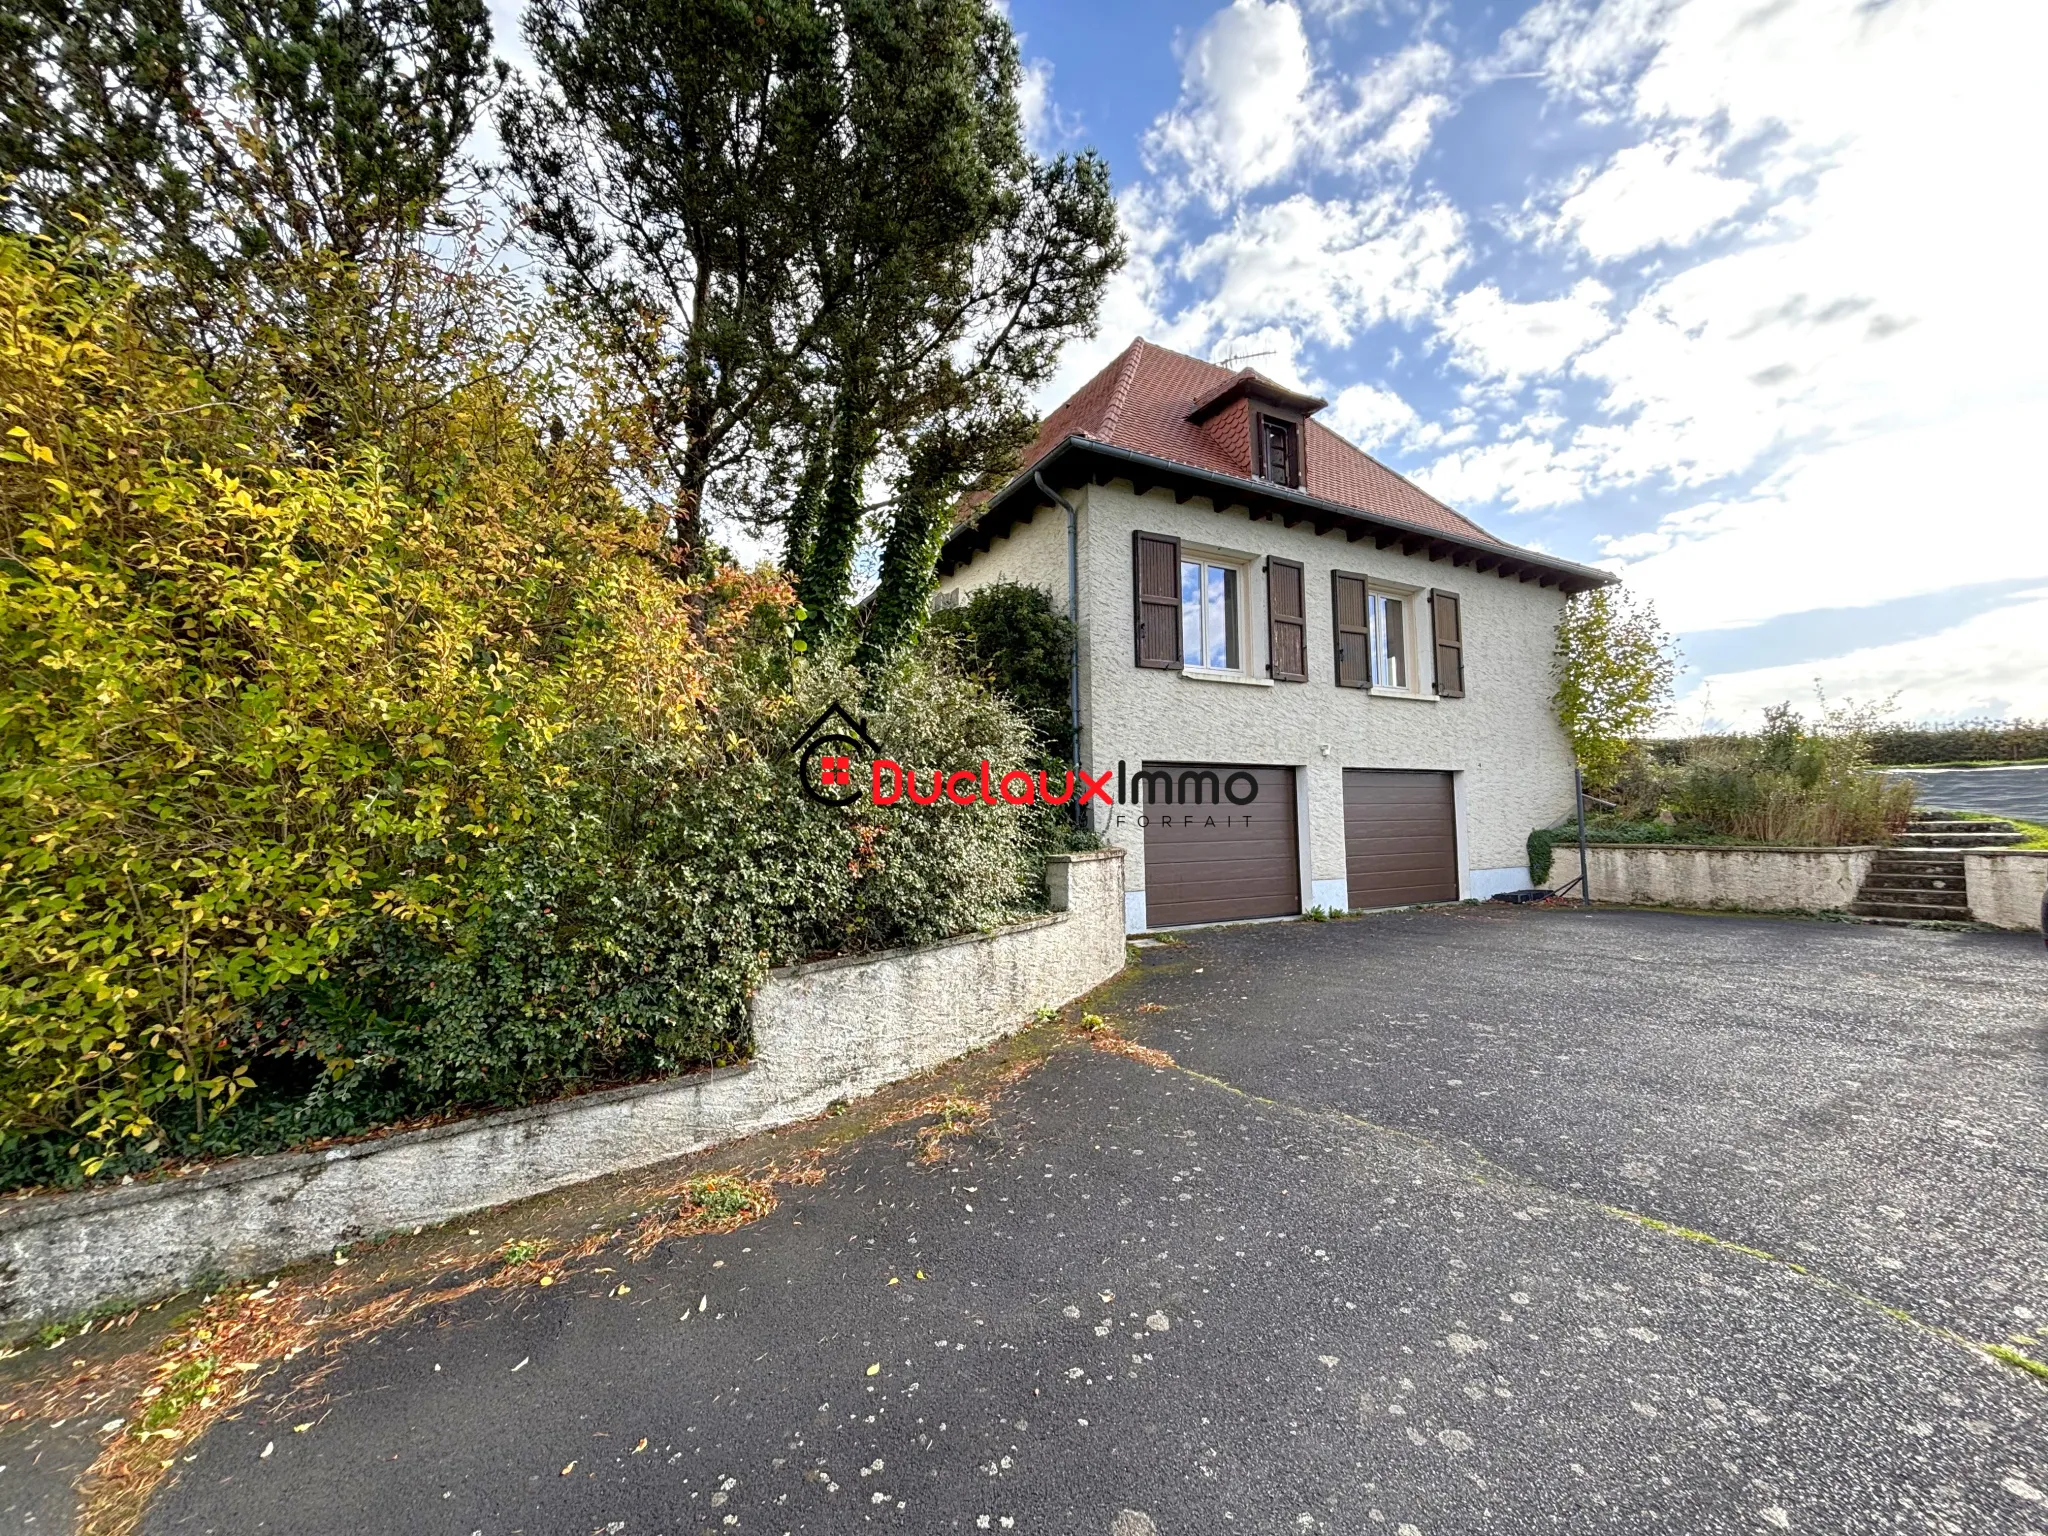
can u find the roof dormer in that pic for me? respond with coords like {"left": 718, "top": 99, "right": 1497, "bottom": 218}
{"left": 1185, "top": 369, "right": 1328, "bottom": 491}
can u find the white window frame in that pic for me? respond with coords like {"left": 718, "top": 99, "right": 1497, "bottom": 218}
{"left": 1366, "top": 580, "right": 1433, "bottom": 700}
{"left": 1177, "top": 546, "right": 1258, "bottom": 681}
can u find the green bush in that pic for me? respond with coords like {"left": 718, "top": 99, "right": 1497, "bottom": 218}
{"left": 1653, "top": 718, "right": 2048, "bottom": 768}
{"left": 1864, "top": 719, "right": 2048, "bottom": 765}
{"left": 222, "top": 651, "right": 1043, "bottom": 1129}
{"left": 1534, "top": 703, "right": 1914, "bottom": 881}
{"left": 0, "top": 237, "right": 626, "bottom": 1170}
{"left": 929, "top": 581, "right": 1075, "bottom": 767}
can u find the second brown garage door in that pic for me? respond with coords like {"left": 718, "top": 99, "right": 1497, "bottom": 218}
{"left": 1344, "top": 769, "right": 1459, "bottom": 907}
{"left": 1142, "top": 763, "right": 1299, "bottom": 928}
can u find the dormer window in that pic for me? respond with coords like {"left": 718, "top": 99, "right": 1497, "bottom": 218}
{"left": 1257, "top": 414, "right": 1300, "bottom": 488}
{"left": 1185, "top": 368, "right": 1324, "bottom": 491}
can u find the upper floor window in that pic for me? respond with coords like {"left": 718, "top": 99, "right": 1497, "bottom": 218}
{"left": 1369, "top": 590, "right": 1410, "bottom": 690}
{"left": 1257, "top": 414, "right": 1300, "bottom": 488}
{"left": 1180, "top": 557, "right": 1243, "bottom": 671}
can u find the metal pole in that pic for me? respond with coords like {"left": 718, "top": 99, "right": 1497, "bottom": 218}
{"left": 1033, "top": 471, "right": 1084, "bottom": 832}
{"left": 1574, "top": 765, "right": 1591, "bottom": 908}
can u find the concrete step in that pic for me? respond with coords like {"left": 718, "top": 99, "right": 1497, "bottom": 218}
{"left": 1907, "top": 818, "right": 2017, "bottom": 834}
{"left": 1859, "top": 875, "right": 1968, "bottom": 897}
{"left": 1866, "top": 856, "right": 1966, "bottom": 876}
{"left": 1848, "top": 897, "right": 1977, "bottom": 921}
{"left": 1891, "top": 830, "right": 2026, "bottom": 848}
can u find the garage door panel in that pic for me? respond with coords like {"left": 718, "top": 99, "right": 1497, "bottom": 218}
{"left": 1344, "top": 769, "right": 1458, "bottom": 907}
{"left": 1143, "top": 764, "right": 1300, "bottom": 927}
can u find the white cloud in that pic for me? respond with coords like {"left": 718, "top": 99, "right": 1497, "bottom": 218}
{"left": 1490, "top": 0, "right": 1675, "bottom": 105}
{"left": 1147, "top": 0, "right": 1321, "bottom": 203}
{"left": 1437, "top": 278, "right": 1614, "bottom": 385}
{"left": 1176, "top": 191, "right": 1469, "bottom": 347}
{"left": 1147, "top": 7, "right": 1458, "bottom": 204}
{"left": 1684, "top": 591, "right": 2048, "bottom": 728}
{"left": 1332, "top": 43, "right": 1455, "bottom": 176}
{"left": 1017, "top": 59, "right": 1058, "bottom": 153}
{"left": 1554, "top": 133, "right": 1752, "bottom": 259}
{"left": 1598, "top": 404, "right": 2048, "bottom": 635}
{"left": 1415, "top": 431, "right": 1609, "bottom": 511}
{"left": 1325, "top": 382, "right": 1425, "bottom": 450}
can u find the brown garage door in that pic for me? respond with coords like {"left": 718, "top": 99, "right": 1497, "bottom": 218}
{"left": 1344, "top": 769, "right": 1458, "bottom": 907}
{"left": 1142, "top": 764, "right": 1300, "bottom": 928}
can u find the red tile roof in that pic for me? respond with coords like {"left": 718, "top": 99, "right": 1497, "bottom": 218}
{"left": 1012, "top": 338, "right": 1505, "bottom": 548}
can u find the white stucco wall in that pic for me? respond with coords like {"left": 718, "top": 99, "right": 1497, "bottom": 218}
{"left": 0, "top": 853, "right": 1126, "bottom": 1336}
{"left": 939, "top": 480, "right": 1579, "bottom": 924}
{"left": 1964, "top": 850, "right": 2048, "bottom": 932}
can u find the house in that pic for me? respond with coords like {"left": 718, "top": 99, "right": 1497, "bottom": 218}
{"left": 933, "top": 338, "right": 1615, "bottom": 934}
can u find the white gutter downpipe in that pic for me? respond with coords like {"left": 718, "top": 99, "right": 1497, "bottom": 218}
{"left": 1032, "top": 470, "right": 1083, "bottom": 827}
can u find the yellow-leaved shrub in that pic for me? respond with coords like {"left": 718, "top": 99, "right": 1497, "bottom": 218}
{"left": 0, "top": 236, "right": 732, "bottom": 1168}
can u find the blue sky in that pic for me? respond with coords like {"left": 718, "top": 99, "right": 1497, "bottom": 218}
{"left": 999, "top": 0, "right": 2048, "bottom": 728}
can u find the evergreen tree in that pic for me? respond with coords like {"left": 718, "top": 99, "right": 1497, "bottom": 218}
{"left": 502, "top": 0, "right": 1120, "bottom": 584}
{"left": 1, "top": 0, "right": 497, "bottom": 346}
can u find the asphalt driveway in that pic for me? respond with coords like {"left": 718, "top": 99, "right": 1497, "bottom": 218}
{"left": 141, "top": 908, "right": 2047, "bottom": 1535}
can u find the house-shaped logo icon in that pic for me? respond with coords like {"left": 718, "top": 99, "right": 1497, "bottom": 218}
{"left": 792, "top": 700, "right": 880, "bottom": 807}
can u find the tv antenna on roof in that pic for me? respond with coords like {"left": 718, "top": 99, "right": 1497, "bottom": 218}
{"left": 1218, "top": 347, "right": 1276, "bottom": 371}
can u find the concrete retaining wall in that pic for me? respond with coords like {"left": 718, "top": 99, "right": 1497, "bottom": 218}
{"left": 1964, "top": 850, "right": 2048, "bottom": 932}
{"left": 1580, "top": 844, "right": 1876, "bottom": 912}
{"left": 0, "top": 851, "right": 1126, "bottom": 1336}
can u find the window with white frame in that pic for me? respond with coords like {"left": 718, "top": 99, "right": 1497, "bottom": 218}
{"left": 1179, "top": 555, "right": 1245, "bottom": 671}
{"left": 1369, "top": 586, "right": 1420, "bottom": 693}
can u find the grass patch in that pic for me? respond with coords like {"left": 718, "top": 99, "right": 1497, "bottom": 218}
{"left": 681, "top": 1174, "right": 769, "bottom": 1224}
{"left": 2002, "top": 817, "right": 2048, "bottom": 849}
{"left": 1982, "top": 1343, "right": 2048, "bottom": 1381}
{"left": 1606, "top": 1208, "right": 1779, "bottom": 1265}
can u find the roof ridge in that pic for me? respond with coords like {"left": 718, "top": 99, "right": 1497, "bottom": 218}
{"left": 1097, "top": 337, "right": 1147, "bottom": 442}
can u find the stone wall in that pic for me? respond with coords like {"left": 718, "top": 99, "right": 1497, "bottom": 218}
{"left": 1581, "top": 844, "right": 1876, "bottom": 912}
{"left": 0, "top": 851, "right": 1126, "bottom": 1337}
{"left": 1963, "top": 850, "right": 2048, "bottom": 932}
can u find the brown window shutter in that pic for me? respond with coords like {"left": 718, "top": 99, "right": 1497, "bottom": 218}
{"left": 1431, "top": 589, "right": 1465, "bottom": 698}
{"left": 1332, "top": 572, "right": 1369, "bottom": 688}
{"left": 1266, "top": 557, "right": 1307, "bottom": 681}
{"left": 1132, "top": 531, "right": 1183, "bottom": 669}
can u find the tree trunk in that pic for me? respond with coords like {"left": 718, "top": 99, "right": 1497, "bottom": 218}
{"left": 855, "top": 475, "right": 951, "bottom": 669}
{"left": 797, "top": 393, "right": 873, "bottom": 642}
{"left": 782, "top": 433, "right": 829, "bottom": 586}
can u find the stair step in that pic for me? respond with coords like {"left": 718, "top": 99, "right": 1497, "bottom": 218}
{"left": 1860, "top": 878, "right": 1967, "bottom": 897}
{"left": 1908, "top": 818, "right": 2017, "bottom": 833}
{"left": 1849, "top": 897, "right": 1977, "bottom": 920}
{"left": 1892, "top": 832, "right": 2025, "bottom": 847}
